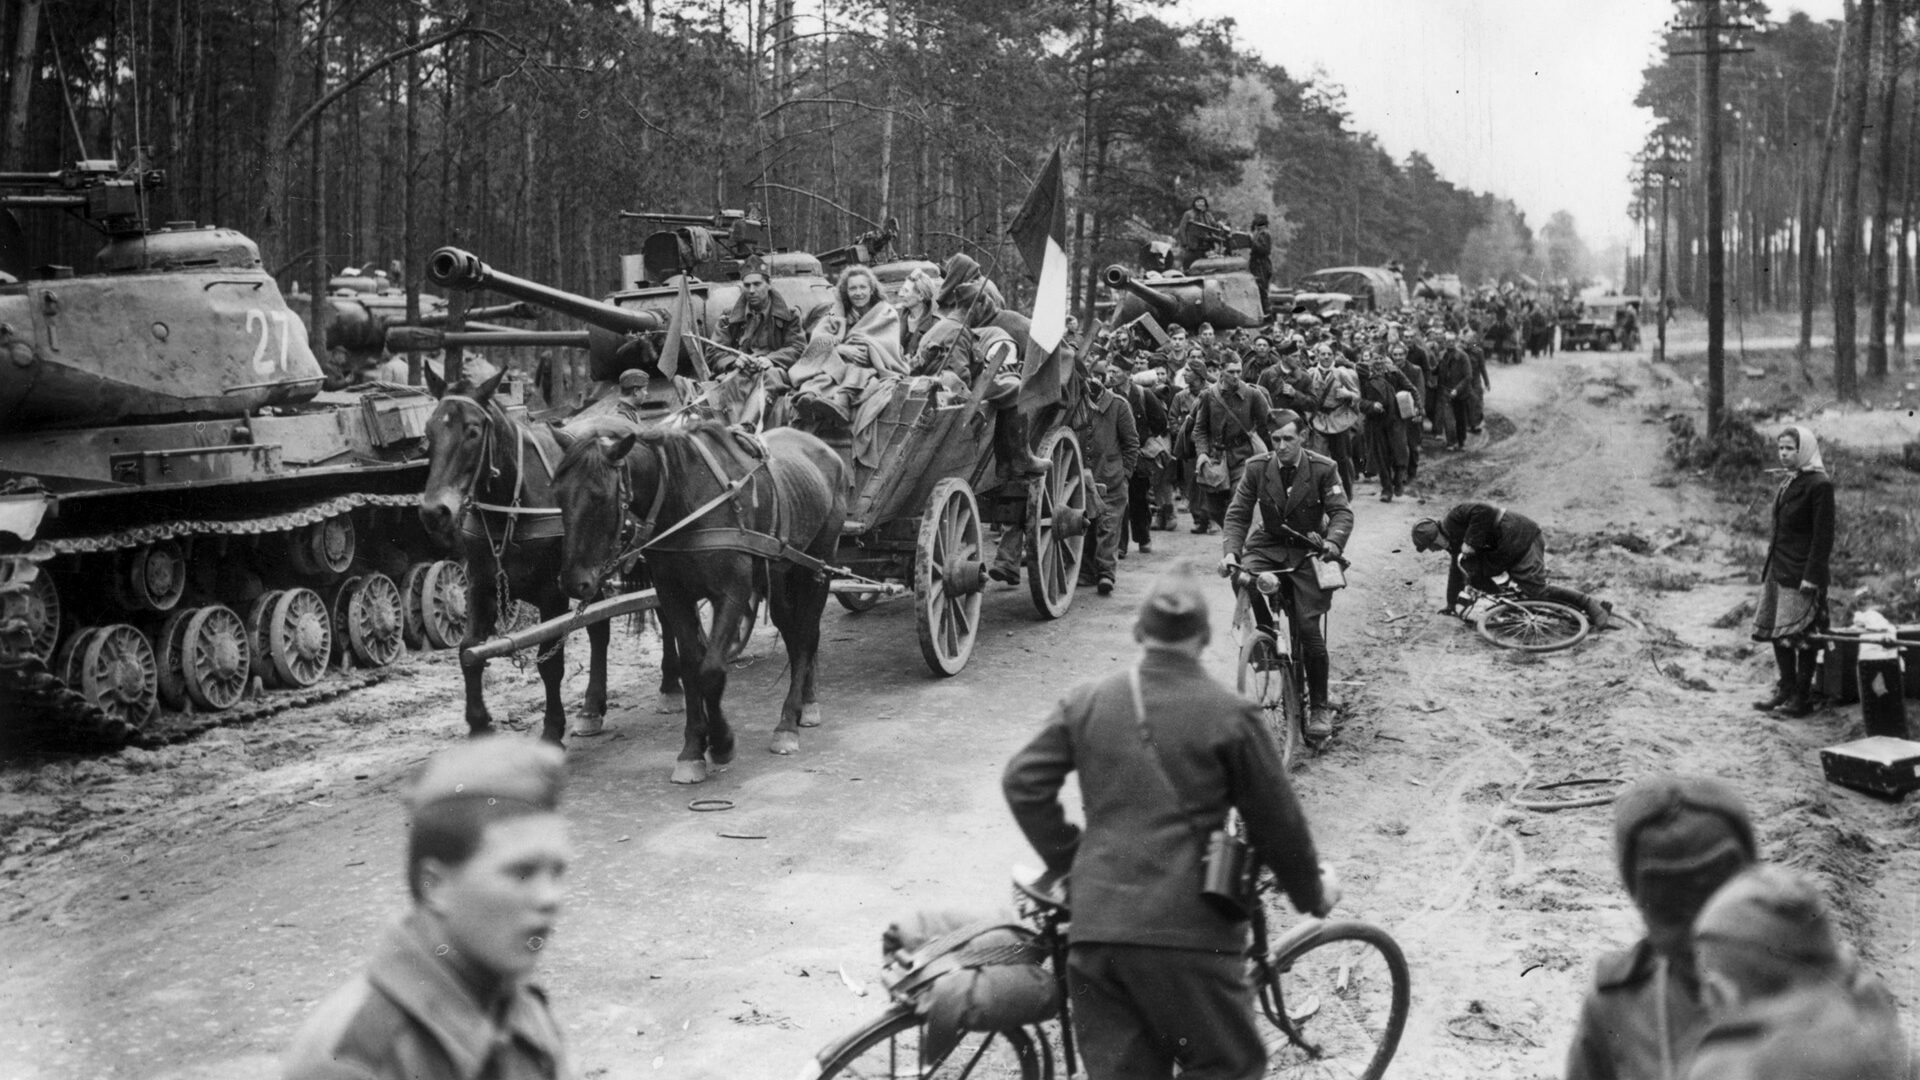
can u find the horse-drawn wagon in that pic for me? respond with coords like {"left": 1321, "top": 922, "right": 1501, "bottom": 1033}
{"left": 822, "top": 355, "right": 1091, "bottom": 676}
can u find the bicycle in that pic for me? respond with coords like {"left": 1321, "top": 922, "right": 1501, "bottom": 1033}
{"left": 1230, "top": 567, "right": 1312, "bottom": 769}
{"left": 799, "top": 868, "right": 1411, "bottom": 1080}
{"left": 1449, "top": 584, "right": 1590, "bottom": 653}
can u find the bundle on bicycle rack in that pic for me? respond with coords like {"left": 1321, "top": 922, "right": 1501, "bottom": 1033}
{"left": 879, "top": 909, "right": 1062, "bottom": 1060}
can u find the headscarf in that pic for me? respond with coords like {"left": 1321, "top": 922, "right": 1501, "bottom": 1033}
{"left": 1781, "top": 424, "right": 1826, "bottom": 474}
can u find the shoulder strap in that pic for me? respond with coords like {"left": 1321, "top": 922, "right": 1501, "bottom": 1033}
{"left": 1128, "top": 668, "right": 1213, "bottom": 847}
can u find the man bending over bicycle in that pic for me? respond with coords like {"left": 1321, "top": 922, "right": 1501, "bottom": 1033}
{"left": 1218, "top": 409, "right": 1354, "bottom": 741}
{"left": 1409, "top": 504, "right": 1610, "bottom": 629}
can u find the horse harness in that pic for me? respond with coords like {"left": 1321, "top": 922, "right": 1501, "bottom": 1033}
{"left": 604, "top": 427, "right": 833, "bottom": 584}
{"left": 448, "top": 394, "right": 565, "bottom": 551}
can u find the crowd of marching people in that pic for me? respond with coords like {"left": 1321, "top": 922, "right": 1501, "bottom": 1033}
{"left": 1069, "top": 297, "right": 1508, "bottom": 563}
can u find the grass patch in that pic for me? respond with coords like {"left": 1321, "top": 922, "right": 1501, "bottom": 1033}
{"left": 1667, "top": 416, "right": 1920, "bottom": 621}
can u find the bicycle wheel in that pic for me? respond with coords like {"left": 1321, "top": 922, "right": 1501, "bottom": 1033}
{"left": 1256, "top": 920, "right": 1411, "bottom": 1080}
{"left": 806, "top": 1006, "right": 1045, "bottom": 1080}
{"left": 1474, "top": 599, "right": 1589, "bottom": 652}
{"left": 1237, "top": 632, "right": 1300, "bottom": 769}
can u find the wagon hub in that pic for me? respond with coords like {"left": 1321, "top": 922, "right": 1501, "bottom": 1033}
{"left": 943, "top": 556, "right": 986, "bottom": 597}
{"left": 1053, "top": 505, "right": 1088, "bottom": 539}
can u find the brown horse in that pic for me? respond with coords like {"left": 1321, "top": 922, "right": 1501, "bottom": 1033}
{"left": 418, "top": 368, "right": 678, "bottom": 743}
{"left": 552, "top": 420, "right": 846, "bottom": 784}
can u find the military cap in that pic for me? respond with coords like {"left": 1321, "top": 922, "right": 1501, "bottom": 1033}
{"left": 1135, "top": 567, "right": 1210, "bottom": 643}
{"left": 739, "top": 254, "right": 771, "bottom": 281}
{"left": 1693, "top": 864, "right": 1840, "bottom": 966}
{"left": 406, "top": 739, "right": 566, "bottom": 815}
{"left": 618, "top": 368, "right": 649, "bottom": 390}
{"left": 1612, "top": 773, "right": 1755, "bottom": 896}
{"left": 1268, "top": 408, "right": 1303, "bottom": 434}
{"left": 1410, "top": 518, "right": 1444, "bottom": 552}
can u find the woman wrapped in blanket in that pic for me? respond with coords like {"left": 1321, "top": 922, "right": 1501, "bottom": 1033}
{"left": 788, "top": 265, "right": 907, "bottom": 434}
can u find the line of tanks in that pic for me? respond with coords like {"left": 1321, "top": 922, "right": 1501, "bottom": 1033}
{"left": 0, "top": 161, "right": 1267, "bottom": 752}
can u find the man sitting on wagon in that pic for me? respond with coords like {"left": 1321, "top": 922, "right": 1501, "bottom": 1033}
{"left": 712, "top": 254, "right": 808, "bottom": 428}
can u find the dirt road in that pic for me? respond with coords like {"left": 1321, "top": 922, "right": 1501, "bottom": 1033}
{"left": 4, "top": 341, "right": 1915, "bottom": 1080}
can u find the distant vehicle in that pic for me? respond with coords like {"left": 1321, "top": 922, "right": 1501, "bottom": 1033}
{"left": 1294, "top": 266, "right": 1408, "bottom": 315}
{"left": 1414, "top": 273, "right": 1465, "bottom": 302}
{"left": 1560, "top": 295, "right": 1641, "bottom": 351}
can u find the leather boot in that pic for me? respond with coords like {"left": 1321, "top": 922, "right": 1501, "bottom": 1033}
{"left": 1754, "top": 643, "right": 1795, "bottom": 711}
{"left": 995, "top": 408, "right": 1052, "bottom": 479}
{"left": 1778, "top": 648, "right": 1818, "bottom": 717}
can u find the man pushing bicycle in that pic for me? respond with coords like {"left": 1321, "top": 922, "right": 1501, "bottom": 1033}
{"left": 1218, "top": 409, "right": 1354, "bottom": 741}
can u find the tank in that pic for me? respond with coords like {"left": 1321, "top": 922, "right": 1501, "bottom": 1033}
{"left": 1103, "top": 263, "right": 1265, "bottom": 332}
{"left": 0, "top": 162, "right": 457, "bottom": 752}
{"left": 434, "top": 228, "right": 836, "bottom": 383}
{"left": 286, "top": 266, "right": 540, "bottom": 380}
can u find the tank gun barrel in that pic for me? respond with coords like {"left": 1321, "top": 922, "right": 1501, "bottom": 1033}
{"left": 1103, "top": 265, "right": 1185, "bottom": 323}
{"left": 427, "top": 247, "right": 666, "bottom": 335}
{"left": 386, "top": 327, "right": 591, "bottom": 352}
{"left": 417, "top": 302, "right": 539, "bottom": 327}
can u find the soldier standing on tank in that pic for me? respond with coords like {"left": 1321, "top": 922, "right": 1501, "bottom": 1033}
{"left": 1179, "top": 196, "right": 1223, "bottom": 270}
{"left": 1248, "top": 214, "right": 1274, "bottom": 321}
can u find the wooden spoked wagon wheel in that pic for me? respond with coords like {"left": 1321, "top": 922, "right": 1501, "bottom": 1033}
{"left": 1025, "top": 428, "right": 1090, "bottom": 619}
{"left": 914, "top": 478, "right": 987, "bottom": 677}
{"left": 344, "top": 573, "right": 405, "bottom": 668}
{"left": 267, "top": 587, "right": 333, "bottom": 688}
{"left": 181, "top": 604, "right": 250, "bottom": 711}
{"left": 419, "top": 560, "right": 470, "bottom": 650}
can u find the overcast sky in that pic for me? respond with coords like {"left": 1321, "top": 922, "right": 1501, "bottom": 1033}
{"left": 1186, "top": 0, "right": 1845, "bottom": 250}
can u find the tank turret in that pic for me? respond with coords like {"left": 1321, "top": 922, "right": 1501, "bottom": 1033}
{"left": 1102, "top": 264, "right": 1263, "bottom": 332}
{"left": 1, "top": 205, "right": 327, "bottom": 428}
{"left": 432, "top": 243, "right": 836, "bottom": 383}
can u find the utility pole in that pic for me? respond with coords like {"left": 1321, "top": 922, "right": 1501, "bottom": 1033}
{"left": 1671, "top": 0, "right": 1753, "bottom": 434}
{"left": 1645, "top": 134, "right": 1692, "bottom": 365}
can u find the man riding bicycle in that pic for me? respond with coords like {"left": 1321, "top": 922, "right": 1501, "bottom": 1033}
{"left": 1218, "top": 409, "right": 1354, "bottom": 741}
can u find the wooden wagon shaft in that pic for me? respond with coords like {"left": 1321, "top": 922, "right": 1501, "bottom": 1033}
{"left": 460, "top": 589, "right": 660, "bottom": 667}
{"left": 827, "top": 579, "right": 910, "bottom": 598}
{"left": 1809, "top": 631, "right": 1920, "bottom": 651}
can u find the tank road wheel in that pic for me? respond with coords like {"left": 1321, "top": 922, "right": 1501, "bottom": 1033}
{"left": 247, "top": 591, "right": 285, "bottom": 689}
{"left": 268, "top": 587, "right": 333, "bottom": 688}
{"left": 0, "top": 565, "right": 62, "bottom": 662}
{"left": 399, "top": 563, "right": 430, "bottom": 648}
{"left": 156, "top": 607, "right": 199, "bottom": 711}
{"left": 113, "top": 542, "right": 187, "bottom": 612}
{"left": 328, "top": 576, "right": 366, "bottom": 665}
{"left": 56, "top": 626, "right": 101, "bottom": 688}
{"left": 419, "top": 561, "right": 470, "bottom": 650}
{"left": 914, "top": 478, "right": 987, "bottom": 677}
{"left": 289, "top": 516, "right": 357, "bottom": 577}
{"left": 77, "top": 624, "right": 159, "bottom": 727}
{"left": 1025, "top": 428, "right": 1090, "bottom": 619}
{"left": 344, "top": 573, "right": 405, "bottom": 669}
{"left": 181, "top": 604, "right": 251, "bottom": 711}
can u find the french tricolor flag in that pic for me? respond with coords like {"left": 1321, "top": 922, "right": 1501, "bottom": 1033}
{"left": 1009, "top": 146, "right": 1071, "bottom": 414}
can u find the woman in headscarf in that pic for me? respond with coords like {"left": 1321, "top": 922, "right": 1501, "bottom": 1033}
{"left": 788, "top": 264, "right": 905, "bottom": 433}
{"left": 1751, "top": 425, "right": 1836, "bottom": 718}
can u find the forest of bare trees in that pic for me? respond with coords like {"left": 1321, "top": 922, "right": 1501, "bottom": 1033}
{"left": 1634, "top": 1, "right": 1919, "bottom": 397}
{"left": 1, "top": 0, "right": 1582, "bottom": 335}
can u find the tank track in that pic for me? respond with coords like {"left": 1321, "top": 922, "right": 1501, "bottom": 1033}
{"left": 1, "top": 493, "right": 421, "bottom": 756}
